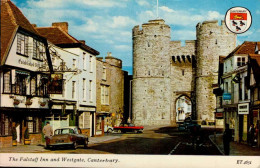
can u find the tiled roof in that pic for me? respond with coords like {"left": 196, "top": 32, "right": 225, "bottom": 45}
{"left": 36, "top": 27, "right": 100, "bottom": 55}
{"left": 257, "top": 42, "right": 260, "bottom": 51}
{"left": 225, "top": 41, "right": 259, "bottom": 60}
{"left": 249, "top": 54, "right": 260, "bottom": 84}
{"left": 234, "top": 41, "right": 256, "bottom": 54}
{"left": 1, "top": 0, "right": 39, "bottom": 64}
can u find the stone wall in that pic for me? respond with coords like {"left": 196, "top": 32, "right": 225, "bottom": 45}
{"left": 96, "top": 54, "right": 125, "bottom": 126}
{"left": 132, "top": 20, "right": 171, "bottom": 126}
{"left": 195, "top": 20, "right": 237, "bottom": 122}
{"left": 132, "top": 19, "right": 237, "bottom": 126}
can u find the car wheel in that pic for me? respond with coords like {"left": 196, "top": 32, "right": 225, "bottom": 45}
{"left": 73, "top": 142, "right": 78, "bottom": 150}
{"left": 107, "top": 128, "right": 113, "bottom": 133}
{"left": 84, "top": 139, "right": 88, "bottom": 149}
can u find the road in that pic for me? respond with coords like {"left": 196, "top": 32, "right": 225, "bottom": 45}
{"left": 42, "top": 126, "right": 223, "bottom": 155}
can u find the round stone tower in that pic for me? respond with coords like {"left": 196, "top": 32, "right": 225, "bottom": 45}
{"left": 132, "top": 19, "right": 171, "bottom": 126}
{"left": 195, "top": 20, "right": 237, "bottom": 123}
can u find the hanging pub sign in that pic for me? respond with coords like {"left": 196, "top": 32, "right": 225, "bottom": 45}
{"left": 48, "top": 73, "right": 63, "bottom": 94}
{"left": 238, "top": 103, "right": 249, "bottom": 115}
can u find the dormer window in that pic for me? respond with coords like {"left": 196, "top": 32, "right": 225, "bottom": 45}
{"left": 33, "top": 39, "right": 45, "bottom": 60}
{"left": 237, "top": 57, "right": 246, "bottom": 67}
{"left": 17, "top": 33, "right": 29, "bottom": 56}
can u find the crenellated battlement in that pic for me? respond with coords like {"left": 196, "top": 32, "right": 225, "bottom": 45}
{"left": 132, "top": 19, "right": 170, "bottom": 37}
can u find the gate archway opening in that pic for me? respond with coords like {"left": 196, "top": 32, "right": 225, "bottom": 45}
{"left": 176, "top": 95, "right": 192, "bottom": 122}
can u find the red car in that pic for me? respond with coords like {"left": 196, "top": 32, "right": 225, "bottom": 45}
{"left": 113, "top": 123, "right": 144, "bottom": 133}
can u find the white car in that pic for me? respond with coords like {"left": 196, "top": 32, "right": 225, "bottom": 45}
{"left": 104, "top": 125, "right": 113, "bottom": 133}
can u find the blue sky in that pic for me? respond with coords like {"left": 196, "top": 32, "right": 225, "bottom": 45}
{"left": 13, "top": 0, "right": 260, "bottom": 75}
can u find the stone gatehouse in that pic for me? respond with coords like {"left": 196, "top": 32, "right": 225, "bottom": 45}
{"left": 132, "top": 19, "right": 237, "bottom": 126}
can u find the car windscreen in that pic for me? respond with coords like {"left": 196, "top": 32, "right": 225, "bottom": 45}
{"left": 54, "top": 129, "right": 74, "bottom": 135}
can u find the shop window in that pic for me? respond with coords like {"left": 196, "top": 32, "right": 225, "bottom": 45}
{"left": 17, "top": 33, "right": 29, "bottom": 56}
{"left": 27, "top": 117, "right": 41, "bottom": 133}
{"left": 0, "top": 113, "right": 11, "bottom": 136}
{"left": 3, "top": 71, "right": 11, "bottom": 93}
{"left": 33, "top": 39, "right": 45, "bottom": 61}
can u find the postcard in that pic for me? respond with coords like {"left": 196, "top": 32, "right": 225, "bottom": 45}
{"left": 0, "top": 0, "right": 260, "bottom": 167}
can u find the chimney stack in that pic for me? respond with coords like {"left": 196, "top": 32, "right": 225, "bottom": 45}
{"left": 107, "top": 52, "right": 112, "bottom": 57}
{"left": 52, "top": 22, "right": 68, "bottom": 33}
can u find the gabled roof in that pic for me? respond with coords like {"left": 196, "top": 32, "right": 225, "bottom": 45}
{"left": 36, "top": 27, "right": 100, "bottom": 56}
{"left": 1, "top": 0, "right": 40, "bottom": 65}
{"left": 225, "top": 41, "right": 259, "bottom": 60}
{"left": 249, "top": 54, "right": 260, "bottom": 84}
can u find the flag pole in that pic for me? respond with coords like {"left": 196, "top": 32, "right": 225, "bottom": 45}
{"left": 157, "top": 0, "right": 159, "bottom": 18}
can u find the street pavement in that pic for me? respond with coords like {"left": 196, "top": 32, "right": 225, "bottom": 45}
{"left": 1, "top": 125, "right": 260, "bottom": 155}
{"left": 0, "top": 134, "right": 123, "bottom": 153}
{"left": 209, "top": 134, "right": 260, "bottom": 156}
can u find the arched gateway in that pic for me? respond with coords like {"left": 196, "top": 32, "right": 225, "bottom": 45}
{"left": 175, "top": 95, "right": 192, "bottom": 122}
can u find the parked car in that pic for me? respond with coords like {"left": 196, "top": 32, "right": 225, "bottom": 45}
{"left": 46, "top": 126, "right": 88, "bottom": 149}
{"left": 113, "top": 123, "right": 144, "bottom": 133}
{"left": 104, "top": 125, "right": 113, "bottom": 133}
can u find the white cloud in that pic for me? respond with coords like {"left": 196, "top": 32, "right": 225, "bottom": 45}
{"left": 207, "top": 11, "right": 224, "bottom": 20}
{"left": 109, "top": 16, "right": 137, "bottom": 28}
{"left": 256, "top": 10, "right": 260, "bottom": 14}
{"left": 114, "top": 45, "right": 131, "bottom": 51}
{"left": 136, "top": 0, "right": 150, "bottom": 7}
{"left": 138, "top": 9, "right": 223, "bottom": 27}
{"left": 25, "top": 0, "right": 129, "bottom": 9}
{"left": 79, "top": 0, "right": 128, "bottom": 8}
{"left": 159, "top": 6, "right": 175, "bottom": 13}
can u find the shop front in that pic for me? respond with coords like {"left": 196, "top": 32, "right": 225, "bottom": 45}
{"left": 238, "top": 103, "right": 249, "bottom": 143}
{"left": 224, "top": 106, "right": 238, "bottom": 141}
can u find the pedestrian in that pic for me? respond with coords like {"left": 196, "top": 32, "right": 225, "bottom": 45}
{"left": 252, "top": 125, "right": 258, "bottom": 147}
{"left": 248, "top": 124, "right": 255, "bottom": 146}
{"left": 42, "top": 121, "right": 53, "bottom": 147}
{"left": 223, "top": 123, "right": 232, "bottom": 155}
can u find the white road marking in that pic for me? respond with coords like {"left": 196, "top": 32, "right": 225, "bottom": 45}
{"left": 168, "top": 142, "right": 181, "bottom": 155}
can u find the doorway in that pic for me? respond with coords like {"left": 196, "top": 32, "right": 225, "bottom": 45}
{"left": 176, "top": 95, "right": 192, "bottom": 122}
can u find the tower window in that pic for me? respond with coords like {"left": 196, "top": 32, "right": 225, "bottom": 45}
{"left": 182, "top": 70, "right": 185, "bottom": 76}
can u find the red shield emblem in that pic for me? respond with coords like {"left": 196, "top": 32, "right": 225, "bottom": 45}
{"left": 230, "top": 13, "right": 247, "bottom": 33}
{"left": 225, "top": 7, "right": 252, "bottom": 34}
